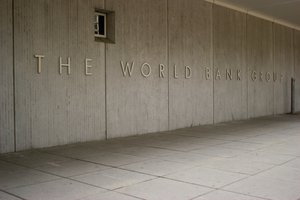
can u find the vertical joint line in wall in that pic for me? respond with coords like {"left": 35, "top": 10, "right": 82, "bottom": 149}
{"left": 293, "top": 30, "right": 295, "bottom": 78}
{"left": 246, "top": 14, "right": 248, "bottom": 119}
{"left": 104, "top": 0, "right": 108, "bottom": 140}
{"left": 211, "top": 3, "right": 215, "bottom": 124}
{"left": 272, "top": 22, "right": 275, "bottom": 115}
{"left": 167, "top": 0, "right": 170, "bottom": 130}
{"left": 292, "top": 30, "right": 295, "bottom": 113}
{"left": 12, "top": 0, "right": 16, "bottom": 152}
{"left": 105, "top": 44, "right": 107, "bottom": 140}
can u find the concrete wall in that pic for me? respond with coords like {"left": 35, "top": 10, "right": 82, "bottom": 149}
{"left": 273, "top": 24, "right": 294, "bottom": 114}
{"left": 105, "top": 0, "right": 169, "bottom": 138}
{"left": 14, "top": 0, "right": 106, "bottom": 150}
{"left": 213, "top": 5, "right": 247, "bottom": 123}
{"left": 0, "top": 0, "right": 14, "bottom": 153}
{"left": 168, "top": 0, "right": 213, "bottom": 129}
{"left": 0, "top": 0, "right": 299, "bottom": 153}
{"left": 247, "top": 16, "right": 274, "bottom": 118}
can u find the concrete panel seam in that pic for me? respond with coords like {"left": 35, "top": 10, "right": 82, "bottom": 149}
{"left": 104, "top": 0, "right": 108, "bottom": 140}
{"left": 246, "top": 13, "right": 249, "bottom": 119}
{"left": 212, "top": 3, "right": 215, "bottom": 124}
{"left": 12, "top": 0, "right": 16, "bottom": 152}
{"left": 167, "top": 0, "right": 170, "bottom": 131}
{"left": 272, "top": 22, "right": 275, "bottom": 116}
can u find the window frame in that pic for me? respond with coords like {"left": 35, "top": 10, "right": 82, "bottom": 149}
{"left": 94, "top": 12, "right": 107, "bottom": 39}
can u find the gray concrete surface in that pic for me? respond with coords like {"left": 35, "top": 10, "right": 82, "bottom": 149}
{"left": 14, "top": 0, "right": 106, "bottom": 151}
{"left": 273, "top": 24, "right": 294, "bottom": 115}
{"left": 0, "top": 0, "right": 14, "bottom": 153}
{"left": 213, "top": 5, "right": 248, "bottom": 123}
{"left": 106, "top": 0, "right": 169, "bottom": 138}
{"left": 0, "top": 114, "right": 300, "bottom": 200}
{"left": 247, "top": 15, "right": 274, "bottom": 118}
{"left": 168, "top": 0, "right": 213, "bottom": 129}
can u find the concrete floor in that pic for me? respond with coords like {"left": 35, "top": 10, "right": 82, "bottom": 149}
{"left": 1, "top": 115, "right": 300, "bottom": 200}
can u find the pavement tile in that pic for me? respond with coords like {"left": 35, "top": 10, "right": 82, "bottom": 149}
{"left": 7, "top": 179, "right": 106, "bottom": 200}
{"left": 116, "top": 178, "right": 212, "bottom": 200}
{"left": 165, "top": 166, "right": 247, "bottom": 188}
{"left": 194, "top": 190, "right": 265, "bottom": 200}
{"left": 224, "top": 175, "right": 300, "bottom": 200}
{"left": 72, "top": 168, "right": 154, "bottom": 190}
{"left": 35, "top": 160, "right": 110, "bottom": 177}
{"left": 120, "top": 159, "right": 193, "bottom": 176}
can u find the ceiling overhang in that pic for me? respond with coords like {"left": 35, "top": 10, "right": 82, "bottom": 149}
{"left": 206, "top": 0, "right": 300, "bottom": 31}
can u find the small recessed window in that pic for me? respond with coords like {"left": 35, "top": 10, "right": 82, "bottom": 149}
{"left": 94, "top": 12, "right": 106, "bottom": 38}
{"left": 94, "top": 9, "right": 115, "bottom": 43}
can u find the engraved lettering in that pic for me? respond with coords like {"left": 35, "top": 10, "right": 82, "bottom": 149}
{"left": 237, "top": 70, "right": 241, "bottom": 81}
{"left": 266, "top": 72, "right": 271, "bottom": 82}
{"left": 185, "top": 66, "right": 192, "bottom": 79}
{"left": 85, "top": 58, "right": 93, "bottom": 76}
{"left": 205, "top": 67, "right": 211, "bottom": 80}
{"left": 215, "top": 69, "right": 221, "bottom": 80}
{"left": 251, "top": 71, "right": 257, "bottom": 81}
{"left": 259, "top": 72, "right": 263, "bottom": 81}
{"left": 34, "top": 55, "right": 45, "bottom": 74}
{"left": 273, "top": 72, "right": 278, "bottom": 82}
{"left": 120, "top": 61, "right": 134, "bottom": 77}
{"left": 174, "top": 65, "right": 179, "bottom": 79}
{"left": 141, "top": 63, "right": 151, "bottom": 78}
{"left": 59, "top": 57, "right": 71, "bottom": 75}
{"left": 226, "top": 69, "right": 232, "bottom": 80}
{"left": 159, "top": 64, "right": 165, "bottom": 78}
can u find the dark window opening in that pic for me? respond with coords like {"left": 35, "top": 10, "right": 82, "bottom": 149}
{"left": 95, "top": 12, "right": 106, "bottom": 38}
